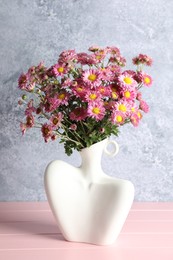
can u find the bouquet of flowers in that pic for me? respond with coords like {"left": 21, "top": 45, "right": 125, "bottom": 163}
{"left": 18, "top": 45, "right": 153, "bottom": 155}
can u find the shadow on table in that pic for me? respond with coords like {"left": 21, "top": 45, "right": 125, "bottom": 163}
{"left": 1, "top": 219, "right": 65, "bottom": 241}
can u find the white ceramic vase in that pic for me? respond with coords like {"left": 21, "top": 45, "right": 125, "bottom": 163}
{"left": 44, "top": 139, "right": 134, "bottom": 245}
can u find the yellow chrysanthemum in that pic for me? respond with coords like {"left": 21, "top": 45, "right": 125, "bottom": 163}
{"left": 58, "top": 93, "right": 66, "bottom": 100}
{"left": 89, "top": 93, "right": 97, "bottom": 100}
{"left": 92, "top": 107, "right": 100, "bottom": 114}
{"left": 123, "top": 77, "right": 133, "bottom": 84}
{"left": 116, "top": 115, "right": 123, "bottom": 122}
{"left": 57, "top": 67, "right": 64, "bottom": 73}
{"left": 144, "top": 77, "right": 151, "bottom": 84}
{"left": 88, "top": 74, "right": 97, "bottom": 81}
{"left": 118, "top": 104, "right": 127, "bottom": 112}
{"left": 124, "top": 91, "right": 131, "bottom": 98}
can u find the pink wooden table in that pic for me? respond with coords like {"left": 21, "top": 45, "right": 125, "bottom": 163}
{"left": 0, "top": 202, "right": 173, "bottom": 260}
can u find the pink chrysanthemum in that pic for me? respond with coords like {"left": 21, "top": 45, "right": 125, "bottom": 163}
{"left": 130, "top": 111, "right": 143, "bottom": 127}
{"left": 18, "top": 73, "right": 35, "bottom": 91}
{"left": 27, "top": 82, "right": 36, "bottom": 91}
{"left": 41, "top": 123, "right": 53, "bottom": 142}
{"left": 109, "top": 55, "right": 126, "bottom": 67}
{"left": 111, "top": 111, "right": 125, "bottom": 125}
{"left": 124, "top": 70, "right": 136, "bottom": 76}
{"left": 27, "top": 62, "right": 48, "bottom": 84}
{"left": 50, "top": 112, "right": 64, "bottom": 129}
{"left": 142, "top": 73, "right": 153, "bottom": 87}
{"left": 44, "top": 97, "right": 59, "bottom": 112}
{"left": 108, "top": 64, "right": 121, "bottom": 75}
{"left": 139, "top": 100, "right": 149, "bottom": 113}
{"left": 111, "top": 90, "right": 119, "bottom": 100}
{"left": 20, "top": 115, "right": 35, "bottom": 135}
{"left": 104, "top": 100, "right": 116, "bottom": 110}
{"left": 61, "top": 78, "right": 73, "bottom": 88}
{"left": 92, "top": 49, "right": 107, "bottom": 63}
{"left": 72, "top": 85, "right": 87, "bottom": 98}
{"left": 118, "top": 72, "right": 137, "bottom": 88}
{"left": 104, "top": 65, "right": 121, "bottom": 82}
{"left": 120, "top": 86, "right": 137, "bottom": 102}
{"left": 98, "top": 67, "right": 113, "bottom": 81}
{"left": 18, "top": 73, "right": 28, "bottom": 90}
{"left": 98, "top": 85, "right": 111, "bottom": 97}
{"left": 27, "top": 65, "right": 35, "bottom": 75}
{"left": 41, "top": 84, "right": 54, "bottom": 95}
{"left": 82, "top": 69, "right": 101, "bottom": 88}
{"left": 58, "top": 50, "right": 77, "bottom": 64}
{"left": 85, "top": 90, "right": 102, "bottom": 103}
{"left": 132, "top": 54, "right": 153, "bottom": 66}
{"left": 110, "top": 84, "right": 120, "bottom": 100}
{"left": 113, "top": 101, "right": 131, "bottom": 116}
{"left": 45, "top": 92, "right": 69, "bottom": 112}
{"left": 69, "top": 107, "right": 87, "bottom": 121}
{"left": 130, "top": 113, "right": 140, "bottom": 127}
{"left": 136, "top": 92, "right": 142, "bottom": 101}
{"left": 87, "top": 102, "right": 105, "bottom": 121}
{"left": 25, "top": 115, "right": 35, "bottom": 128}
{"left": 69, "top": 124, "right": 77, "bottom": 131}
{"left": 106, "top": 46, "right": 120, "bottom": 56}
{"left": 52, "top": 64, "right": 67, "bottom": 77}
{"left": 129, "top": 104, "right": 139, "bottom": 116}
{"left": 77, "top": 53, "right": 97, "bottom": 65}
{"left": 25, "top": 100, "right": 36, "bottom": 116}
{"left": 88, "top": 45, "right": 101, "bottom": 52}
{"left": 133, "top": 71, "right": 144, "bottom": 83}
{"left": 56, "top": 92, "right": 69, "bottom": 106}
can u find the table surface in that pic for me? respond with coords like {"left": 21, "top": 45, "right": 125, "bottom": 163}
{"left": 0, "top": 202, "right": 173, "bottom": 260}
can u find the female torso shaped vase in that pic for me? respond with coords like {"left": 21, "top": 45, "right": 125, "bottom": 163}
{"left": 44, "top": 139, "right": 134, "bottom": 245}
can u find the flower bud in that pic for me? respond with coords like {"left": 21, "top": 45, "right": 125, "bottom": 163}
{"left": 36, "top": 89, "right": 41, "bottom": 94}
{"left": 100, "top": 128, "right": 105, "bottom": 133}
{"left": 36, "top": 107, "right": 42, "bottom": 114}
{"left": 22, "top": 94, "right": 27, "bottom": 100}
{"left": 18, "top": 100, "right": 23, "bottom": 105}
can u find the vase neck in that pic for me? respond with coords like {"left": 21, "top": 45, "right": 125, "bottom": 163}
{"left": 79, "top": 139, "right": 107, "bottom": 181}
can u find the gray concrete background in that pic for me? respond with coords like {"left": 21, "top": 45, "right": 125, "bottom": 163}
{"left": 0, "top": 0, "right": 173, "bottom": 201}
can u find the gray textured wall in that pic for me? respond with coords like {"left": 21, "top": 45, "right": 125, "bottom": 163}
{"left": 0, "top": 0, "right": 173, "bottom": 201}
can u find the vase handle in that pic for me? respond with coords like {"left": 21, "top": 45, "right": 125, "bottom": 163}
{"left": 104, "top": 140, "right": 119, "bottom": 157}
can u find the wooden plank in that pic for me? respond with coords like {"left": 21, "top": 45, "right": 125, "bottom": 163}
{"left": 122, "top": 220, "right": 173, "bottom": 233}
{"left": 0, "top": 233, "right": 173, "bottom": 250}
{"left": 131, "top": 202, "right": 173, "bottom": 210}
{"left": 0, "top": 211, "right": 54, "bottom": 222}
{"left": 128, "top": 210, "right": 173, "bottom": 221}
{"left": 0, "top": 219, "right": 173, "bottom": 235}
{"left": 1, "top": 209, "right": 173, "bottom": 222}
{"left": 0, "top": 247, "right": 173, "bottom": 260}
{"left": 0, "top": 202, "right": 49, "bottom": 211}
{"left": 0, "top": 221, "right": 60, "bottom": 235}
